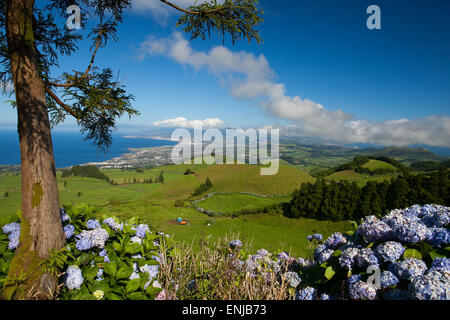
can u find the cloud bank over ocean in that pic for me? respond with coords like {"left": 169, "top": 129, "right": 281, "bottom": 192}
{"left": 138, "top": 32, "right": 450, "bottom": 147}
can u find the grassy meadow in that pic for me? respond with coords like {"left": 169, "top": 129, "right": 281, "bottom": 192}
{"left": 0, "top": 163, "right": 353, "bottom": 257}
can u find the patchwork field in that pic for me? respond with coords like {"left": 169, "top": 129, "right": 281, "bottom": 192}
{"left": 325, "top": 170, "right": 394, "bottom": 187}
{"left": 0, "top": 163, "right": 354, "bottom": 257}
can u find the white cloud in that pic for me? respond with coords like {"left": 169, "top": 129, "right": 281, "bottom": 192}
{"left": 139, "top": 32, "right": 450, "bottom": 147}
{"left": 154, "top": 117, "right": 224, "bottom": 128}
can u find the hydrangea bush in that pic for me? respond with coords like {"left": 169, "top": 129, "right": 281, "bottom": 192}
{"left": 222, "top": 204, "right": 449, "bottom": 300}
{"left": 0, "top": 204, "right": 449, "bottom": 300}
{"left": 0, "top": 204, "right": 167, "bottom": 300}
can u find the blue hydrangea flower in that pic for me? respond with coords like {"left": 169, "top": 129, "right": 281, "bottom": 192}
{"left": 314, "top": 245, "right": 334, "bottom": 264}
{"left": 229, "top": 240, "right": 243, "bottom": 249}
{"left": 295, "top": 287, "right": 316, "bottom": 300}
{"left": 285, "top": 272, "right": 301, "bottom": 288}
{"left": 347, "top": 274, "right": 362, "bottom": 285}
{"left": 348, "top": 281, "right": 377, "bottom": 300}
{"left": 86, "top": 219, "right": 101, "bottom": 230}
{"left": 307, "top": 235, "right": 313, "bottom": 242}
{"left": 375, "top": 241, "right": 405, "bottom": 263}
{"left": 130, "top": 236, "right": 142, "bottom": 244}
{"left": 75, "top": 236, "right": 94, "bottom": 251}
{"left": 296, "top": 258, "right": 315, "bottom": 269}
{"left": 140, "top": 264, "right": 159, "bottom": 280}
{"left": 339, "top": 247, "right": 360, "bottom": 270}
{"left": 65, "top": 265, "right": 84, "bottom": 290}
{"left": 103, "top": 217, "right": 123, "bottom": 232}
{"left": 320, "top": 293, "right": 331, "bottom": 300}
{"left": 359, "top": 216, "right": 393, "bottom": 243}
{"left": 384, "top": 289, "right": 409, "bottom": 300}
{"left": 408, "top": 270, "right": 450, "bottom": 300}
{"left": 63, "top": 224, "right": 75, "bottom": 239}
{"left": 427, "top": 227, "right": 450, "bottom": 248}
{"left": 394, "top": 221, "right": 431, "bottom": 244}
{"left": 60, "top": 208, "right": 70, "bottom": 222}
{"left": 7, "top": 232, "right": 20, "bottom": 250}
{"left": 257, "top": 249, "right": 270, "bottom": 257}
{"left": 277, "top": 252, "right": 290, "bottom": 262}
{"left": 355, "top": 248, "right": 378, "bottom": 268}
{"left": 313, "top": 234, "right": 323, "bottom": 241}
{"left": 2, "top": 222, "right": 20, "bottom": 234}
{"left": 324, "top": 232, "right": 347, "bottom": 249}
{"left": 429, "top": 258, "right": 450, "bottom": 272}
{"left": 133, "top": 224, "right": 150, "bottom": 238}
{"left": 380, "top": 271, "right": 399, "bottom": 289}
{"left": 421, "top": 207, "right": 450, "bottom": 228}
{"left": 96, "top": 268, "right": 104, "bottom": 281}
{"left": 388, "top": 258, "right": 428, "bottom": 281}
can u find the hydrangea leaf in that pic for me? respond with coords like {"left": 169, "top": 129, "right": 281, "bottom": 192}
{"left": 105, "top": 292, "right": 122, "bottom": 300}
{"left": 125, "top": 242, "right": 143, "bottom": 255}
{"left": 125, "top": 278, "right": 141, "bottom": 293}
{"left": 324, "top": 266, "right": 336, "bottom": 281}
{"left": 103, "top": 261, "right": 118, "bottom": 277}
{"left": 116, "top": 265, "right": 133, "bottom": 280}
{"left": 127, "top": 292, "right": 149, "bottom": 300}
{"left": 403, "top": 248, "right": 422, "bottom": 260}
{"left": 145, "top": 286, "right": 162, "bottom": 300}
{"left": 429, "top": 250, "right": 446, "bottom": 260}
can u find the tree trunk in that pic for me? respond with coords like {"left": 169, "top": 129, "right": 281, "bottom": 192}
{"left": 1, "top": 0, "right": 65, "bottom": 300}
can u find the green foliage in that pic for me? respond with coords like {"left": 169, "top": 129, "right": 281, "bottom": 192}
{"left": 3, "top": 192, "right": 7, "bottom": 198}
{"left": 175, "top": 0, "right": 264, "bottom": 45}
{"left": 0, "top": 205, "right": 168, "bottom": 300}
{"left": 192, "top": 177, "right": 213, "bottom": 196}
{"left": 62, "top": 165, "right": 110, "bottom": 182}
{"left": 286, "top": 169, "right": 450, "bottom": 221}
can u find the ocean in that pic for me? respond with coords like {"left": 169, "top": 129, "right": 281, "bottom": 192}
{"left": 0, "top": 130, "right": 177, "bottom": 168}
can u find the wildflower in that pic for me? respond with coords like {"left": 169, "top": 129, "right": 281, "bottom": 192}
{"left": 93, "top": 290, "right": 104, "bottom": 300}
{"left": 65, "top": 265, "right": 84, "bottom": 290}
{"left": 320, "top": 293, "right": 331, "bottom": 300}
{"left": 375, "top": 241, "right": 405, "bottom": 263}
{"left": 63, "top": 224, "right": 75, "bottom": 239}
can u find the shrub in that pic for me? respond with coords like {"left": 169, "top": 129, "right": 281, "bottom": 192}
{"left": 0, "top": 205, "right": 167, "bottom": 300}
{"left": 3, "top": 192, "right": 8, "bottom": 198}
{"left": 174, "top": 200, "right": 185, "bottom": 208}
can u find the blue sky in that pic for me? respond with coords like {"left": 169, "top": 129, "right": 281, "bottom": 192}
{"left": 1, "top": 0, "right": 449, "bottom": 146}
